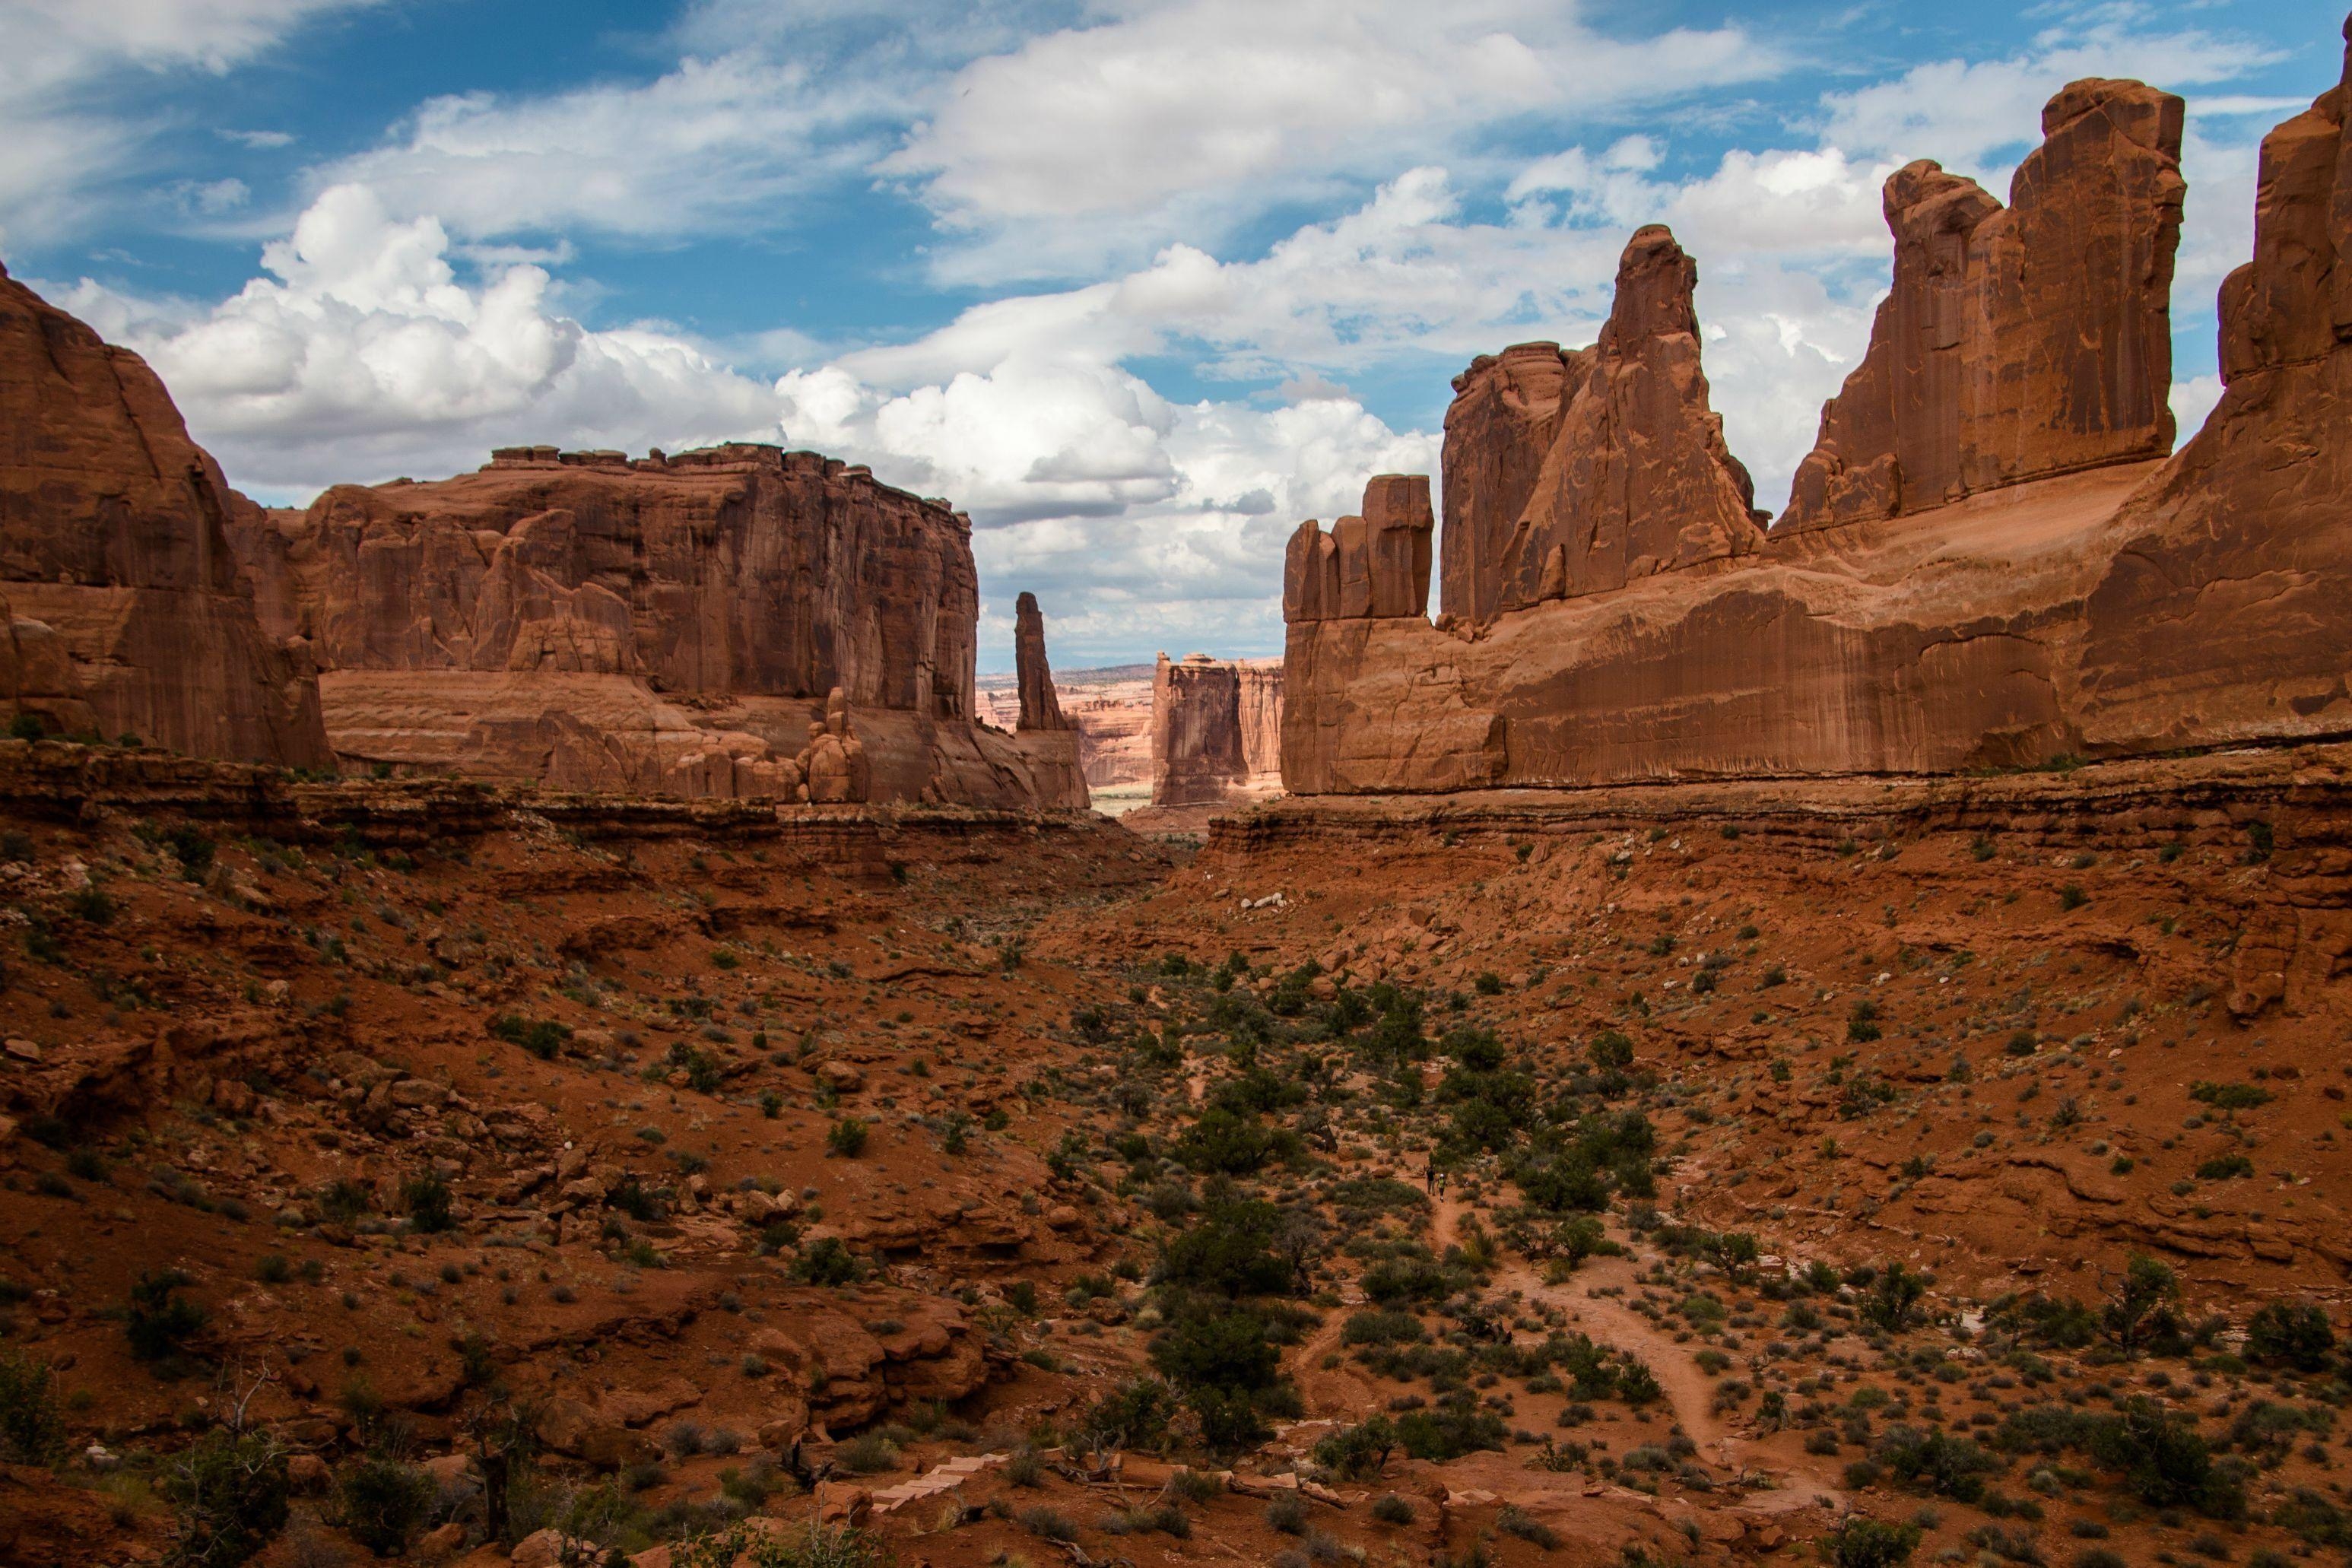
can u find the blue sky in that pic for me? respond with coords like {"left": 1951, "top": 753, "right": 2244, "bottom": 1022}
{"left": 2, "top": 1, "right": 2341, "bottom": 670}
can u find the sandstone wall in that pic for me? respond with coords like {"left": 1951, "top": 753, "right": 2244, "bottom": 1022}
{"left": 1151, "top": 652, "right": 1285, "bottom": 808}
{"left": 1284, "top": 46, "right": 2352, "bottom": 796}
{"left": 229, "top": 446, "right": 1076, "bottom": 807}
{"left": 0, "top": 265, "right": 329, "bottom": 764}
{"left": 1781, "top": 81, "right": 2185, "bottom": 532}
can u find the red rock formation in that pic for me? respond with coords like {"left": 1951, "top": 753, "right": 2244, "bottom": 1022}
{"left": 1013, "top": 592, "right": 1068, "bottom": 732}
{"left": 0, "top": 265, "right": 329, "bottom": 763}
{"left": 1493, "top": 226, "right": 1766, "bottom": 611}
{"left": 977, "top": 663, "right": 1155, "bottom": 792}
{"left": 1782, "top": 81, "right": 2185, "bottom": 532}
{"left": 2070, "top": 19, "right": 2352, "bottom": 751}
{"left": 1010, "top": 591, "right": 1090, "bottom": 809}
{"left": 1151, "top": 653, "right": 1285, "bottom": 808}
{"left": 1284, "top": 475, "right": 1434, "bottom": 624}
{"left": 229, "top": 446, "right": 1072, "bottom": 806}
{"left": 1283, "top": 32, "right": 2352, "bottom": 796}
{"left": 1439, "top": 341, "right": 1582, "bottom": 629}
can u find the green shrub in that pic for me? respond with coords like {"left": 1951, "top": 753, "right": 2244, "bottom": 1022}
{"left": 1871, "top": 1425, "right": 1998, "bottom": 1503}
{"left": 1395, "top": 1401, "right": 1506, "bottom": 1462}
{"left": 2089, "top": 1396, "right": 2240, "bottom": 1518}
{"left": 489, "top": 1014, "right": 571, "bottom": 1059}
{"left": 825, "top": 1117, "right": 869, "bottom": 1158}
{"left": 0, "top": 1351, "right": 65, "bottom": 1462}
{"left": 161, "top": 1430, "right": 290, "bottom": 1566}
{"left": 2246, "top": 1301, "right": 2335, "bottom": 1372}
{"left": 1862, "top": 1262, "right": 1927, "bottom": 1333}
{"left": 125, "top": 1270, "right": 207, "bottom": 1363}
{"left": 335, "top": 1452, "right": 434, "bottom": 1556}
{"left": 401, "top": 1173, "right": 454, "bottom": 1233}
{"left": 2188, "top": 1081, "right": 2271, "bottom": 1110}
{"left": 1312, "top": 1414, "right": 1397, "bottom": 1479}
{"left": 1817, "top": 1514, "right": 1921, "bottom": 1568}
{"left": 789, "top": 1237, "right": 865, "bottom": 1287}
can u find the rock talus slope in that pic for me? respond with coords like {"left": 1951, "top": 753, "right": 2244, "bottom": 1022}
{"left": 0, "top": 264, "right": 329, "bottom": 764}
{"left": 1284, "top": 56, "right": 2350, "bottom": 795}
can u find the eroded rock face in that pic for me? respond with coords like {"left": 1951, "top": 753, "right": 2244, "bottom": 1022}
{"left": 229, "top": 446, "right": 1071, "bottom": 805}
{"left": 1283, "top": 39, "right": 2352, "bottom": 795}
{"left": 1284, "top": 475, "right": 1434, "bottom": 624}
{"left": 2070, "top": 22, "right": 2352, "bottom": 751}
{"left": 1781, "top": 80, "right": 2185, "bottom": 532}
{"left": 1493, "top": 226, "right": 1766, "bottom": 611}
{"left": 0, "top": 265, "right": 329, "bottom": 763}
{"left": 1009, "top": 592, "right": 1090, "bottom": 809}
{"left": 1439, "top": 341, "right": 1583, "bottom": 630}
{"left": 1151, "top": 653, "right": 1284, "bottom": 808}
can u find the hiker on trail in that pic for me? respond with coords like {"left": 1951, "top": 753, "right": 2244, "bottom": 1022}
{"left": 1425, "top": 1155, "right": 1436, "bottom": 1195}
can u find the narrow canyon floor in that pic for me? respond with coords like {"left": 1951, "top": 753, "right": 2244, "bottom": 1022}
{"left": 2, "top": 741, "right": 2350, "bottom": 1568}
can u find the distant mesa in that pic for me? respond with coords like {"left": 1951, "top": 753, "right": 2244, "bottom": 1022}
{"left": 1150, "top": 652, "right": 1284, "bottom": 811}
{"left": 0, "top": 265, "right": 1085, "bottom": 808}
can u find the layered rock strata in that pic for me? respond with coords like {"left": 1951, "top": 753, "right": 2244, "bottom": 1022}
{"left": 0, "top": 265, "right": 329, "bottom": 763}
{"left": 1149, "top": 653, "right": 1285, "bottom": 808}
{"left": 1284, "top": 48, "right": 2352, "bottom": 795}
{"left": 1782, "top": 81, "right": 2186, "bottom": 532}
{"left": 230, "top": 446, "right": 1077, "bottom": 806}
{"left": 1010, "top": 592, "right": 1090, "bottom": 809}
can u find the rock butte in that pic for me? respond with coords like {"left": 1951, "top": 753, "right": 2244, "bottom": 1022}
{"left": 1148, "top": 652, "right": 1285, "bottom": 811}
{"left": 1286, "top": 57, "right": 2350, "bottom": 794}
{"left": 226, "top": 446, "right": 1088, "bottom": 805}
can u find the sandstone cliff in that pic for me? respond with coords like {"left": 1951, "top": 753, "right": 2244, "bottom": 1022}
{"left": 0, "top": 265, "right": 329, "bottom": 764}
{"left": 1439, "top": 341, "right": 1581, "bottom": 629}
{"left": 1150, "top": 652, "right": 1284, "bottom": 808}
{"left": 1011, "top": 591, "right": 1090, "bottom": 810}
{"left": 229, "top": 446, "right": 1077, "bottom": 807}
{"left": 2069, "top": 19, "right": 2352, "bottom": 754}
{"left": 1284, "top": 43, "right": 2352, "bottom": 796}
{"left": 1782, "top": 81, "right": 2185, "bottom": 532}
{"left": 1490, "top": 226, "right": 1766, "bottom": 615}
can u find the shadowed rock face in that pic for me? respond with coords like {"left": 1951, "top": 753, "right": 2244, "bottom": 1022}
{"left": 1439, "top": 341, "right": 1582, "bottom": 630}
{"left": 1151, "top": 653, "right": 1284, "bottom": 808}
{"left": 227, "top": 446, "right": 1079, "bottom": 805}
{"left": 1011, "top": 592, "right": 1090, "bottom": 810}
{"left": 1283, "top": 31, "right": 2352, "bottom": 796}
{"left": 0, "top": 264, "right": 329, "bottom": 764}
{"left": 1781, "top": 79, "right": 2186, "bottom": 532}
